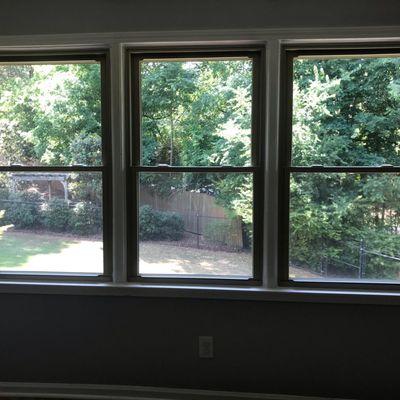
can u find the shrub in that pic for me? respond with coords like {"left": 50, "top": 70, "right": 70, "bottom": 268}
{"left": 5, "top": 190, "right": 42, "bottom": 228}
{"left": 139, "top": 205, "right": 184, "bottom": 241}
{"left": 139, "top": 205, "right": 160, "bottom": 240}
{"left": 69, "top": 201, "right": 102, "bottom": 235}
{"left": 0, "top": 188, "right": 10, "bottom": 217}
{"left": 158, "top": 211, "right": 184, "bottom": 240}
{"left": 42, "top": 198, "right": 71, "bottom": 232}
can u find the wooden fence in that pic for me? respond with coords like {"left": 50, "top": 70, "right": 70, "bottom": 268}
{"left": 139, "top": 187, "right": 243, "bottom": 249}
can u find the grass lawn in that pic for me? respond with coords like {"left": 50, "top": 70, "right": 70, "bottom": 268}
{"left": 0, "top": 230, "right": 103, "bottom": 273}
{"left": 0, "top": 229, "right": 320, "bottom": 277}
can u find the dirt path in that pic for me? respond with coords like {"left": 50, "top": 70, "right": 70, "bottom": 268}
{"left": 139, "top": 241, "right": 252, "bottom": 276}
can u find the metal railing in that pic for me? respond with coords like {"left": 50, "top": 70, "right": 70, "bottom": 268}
{"left": 320, "top": 239, "right": 400, "bottom": 279}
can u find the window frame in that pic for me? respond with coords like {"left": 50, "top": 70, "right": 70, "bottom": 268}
{"left": 0, "top": 49, "right": 113, "bottom": 282}
{"left": 126, "top": 46, "right": 266, "bottom": 286}
{"left": 279, "top": 43, "right": 400, "bottom": 291}
{"left": 1, "top": 32, "right": 400, "bottom": 303}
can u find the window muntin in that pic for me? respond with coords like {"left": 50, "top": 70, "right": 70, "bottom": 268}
{"left": 284, "top": 49, "right": 400, "bottom": 285}
{"left": 0, "top": 55, "right": 109, "bottom": 277}
{"left": 129, "top": 50, "right": 263, "bottom": 282}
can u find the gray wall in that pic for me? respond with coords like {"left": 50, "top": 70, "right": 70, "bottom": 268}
{"left": 0, "top": 294, "right": 398, "bottom": 399}
{"left": 0, "top": 1, "right": 399, "bottom": 399}
{"left": 0, "top": 0, "right": 399, "bottom": 36}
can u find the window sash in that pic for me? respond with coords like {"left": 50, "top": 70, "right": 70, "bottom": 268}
{"left": 0, "top": 51, "right": 112, "bottom": 280}
{"left": 279, "top": 44, "right": 400, "bottom": 290}
{"left": 126, "top": 48, "right": 265, "bottom": 284}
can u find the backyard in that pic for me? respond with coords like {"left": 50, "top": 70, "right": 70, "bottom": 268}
{"left": 0, "top": 228, "right": 319, "bottom": 278}
{"left": 0, "top": 229, "right": 103, "bottom": 273}
{"left": 0, "top": 228, "right": 251, "bottom": 276}
{"left": 0, "top": 55, "right": 399, "bottom": 280}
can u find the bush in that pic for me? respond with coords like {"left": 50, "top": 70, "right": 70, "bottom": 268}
{"left": 158, "top": 210, "right": 185, "bottom": 240}
{"left": 139, "top": 205, "right": 160, "bottom": 240}
{"left": 139, "top": 205, "right": 184, "bottom": 241}
{"left": 69, "top": 201, "right": 102, "bottom": 235}
{"left": 5, "top": 190, "right": 42, "bottom": 228}
{"left": 42, "top": 198, "right": 71, "bottom": 232}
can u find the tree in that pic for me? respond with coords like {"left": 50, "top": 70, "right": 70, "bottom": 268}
{"left": 290, "top": 56, "right": 400, "bottom": 277}
{"left": 140, "top": 59, "right": 253, "bottom": 229}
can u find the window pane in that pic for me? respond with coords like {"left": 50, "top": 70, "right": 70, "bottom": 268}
{"left": 0, "top": 172, "right": 103, "bottom": 273}
{"left": 137, "top": 172, "right": 253, "bottom": 277}
{"left": 292, "top": 55, "right": 400, "bottom": 166}
{"left": 0, "top": 61, "right": 102, "bottom": 166}
{"left": 289, "top": 173, "right": 400, "bottom": 281}
{"left": 139, "top": 58, "right": 253, "bottom": 166}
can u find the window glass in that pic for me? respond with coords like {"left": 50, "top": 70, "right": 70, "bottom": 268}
{"left": 0, "top": 61, "right": 102, "bottom": 166}
{"left": 290, "top": 173, "right": 400, "bottom": 281}
{"left": 137, "top": 172, "right": 253, "bottom": 277}
{"left": 0, "top": 59, "right": 105, "bottom": 276}
{"left": 288, "top": 51, "right": 400, "bottom": 283}
{"left": 292, "top": 55, "right": 400, "bottom": 166}
{"left": 140, "top": 58, "right": 253, "bottom": 166}
{"left": 0, "top": 172, "right": 103, "bottom": 273}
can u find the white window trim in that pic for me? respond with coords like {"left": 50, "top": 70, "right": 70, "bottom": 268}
{"left": 0, "top": 25, "right": 399, "bottom": 303}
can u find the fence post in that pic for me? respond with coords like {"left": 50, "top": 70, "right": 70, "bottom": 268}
{"left": 320, "top": 257, "right": 327, "bottom": 277}
{"left": 196, "top": 212, "right": 200, "bottom": 248}
{"left": 359, "top": 239, "right": 366, "bottom": 279}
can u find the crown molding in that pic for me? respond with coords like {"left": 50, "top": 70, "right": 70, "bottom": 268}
{"left": 0, "top": 25, "right": 399, "bottom": 48}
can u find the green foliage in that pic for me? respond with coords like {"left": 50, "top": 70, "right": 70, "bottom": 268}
{"left": 0, "top": 63, "right": 102, "bottom": 166}
{"left": 69, "top": 173, "right": 102, "bottom": 204}
{"left": 69, "top": 202, "right": 102, "bottom": 235}
{"left": 5, "top": 190, "right": 43, "bottom": 228}
{"left": 42, "top": 198, "right": 71, "bottom": 232}
{"left": 139, "top": 205, "right": 184, "bottom": 241}
{"left": 139, "top": 59, "right": 253, "bottom": 214}
{"left": 1, "top": 54, "right": 400, "bottom": 278}
{"left": 289, "top": 56, "right": 400, "bottom": 277}
{"left": 69, "top": 132, "right": 102, "bottom": 166}
{"left": 0, "top": 63, "right": 104, "bottom": 237}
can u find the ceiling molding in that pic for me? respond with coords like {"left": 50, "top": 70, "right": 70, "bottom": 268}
{"left": 0, "top": 25, "right": 399, "bottom": 48}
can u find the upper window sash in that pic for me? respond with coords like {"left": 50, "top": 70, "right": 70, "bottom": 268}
{"left": 129, "top": 48, "right": 264, "bottom": 170}
{"left": 284, "top": 47, "right": 400, "bottom": 169}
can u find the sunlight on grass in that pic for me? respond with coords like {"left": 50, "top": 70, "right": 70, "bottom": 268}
{"left": 0, "top": 230, "right": 103, "bottom": 273}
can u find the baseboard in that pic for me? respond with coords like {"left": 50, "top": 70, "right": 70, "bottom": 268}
{"left": 0, "top": 382, "right": 351, "bottom": 400}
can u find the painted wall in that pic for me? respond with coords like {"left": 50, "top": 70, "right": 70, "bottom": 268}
{"left": 0, "top": 0, "right": 399, "bottom": 36}
{"left": 0, "top": 294, "right": 398, "bottom": 399}
{"left": 0, "top": 1, "right": 399, "bottom": 399}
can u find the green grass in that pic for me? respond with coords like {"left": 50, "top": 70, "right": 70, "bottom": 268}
{"left": 0, "top": 230, "right": 75, "bottom": 268}
{"left": 0, "top": 229, "right": 103, "bottom": 273}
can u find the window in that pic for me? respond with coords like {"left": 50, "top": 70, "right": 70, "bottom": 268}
{"left": 127, "top": 48, "right": 264, "bottom": 283}
{"left": 0, "top": 52, "right": 111, "bottom": 278}
{"left": 280, "top": 46, "right": 400, "bottom": 287}
{"left": 2, "top": 37, "right": 400, "bottom": 301}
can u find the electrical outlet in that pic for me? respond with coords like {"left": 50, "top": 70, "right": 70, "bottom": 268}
{"left": 199, "top": 336, "right": 214, "bottom": 358}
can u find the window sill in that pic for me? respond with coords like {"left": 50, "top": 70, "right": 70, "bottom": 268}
{"left": 0, "top": 280, "right": 399, "bottom": 305}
